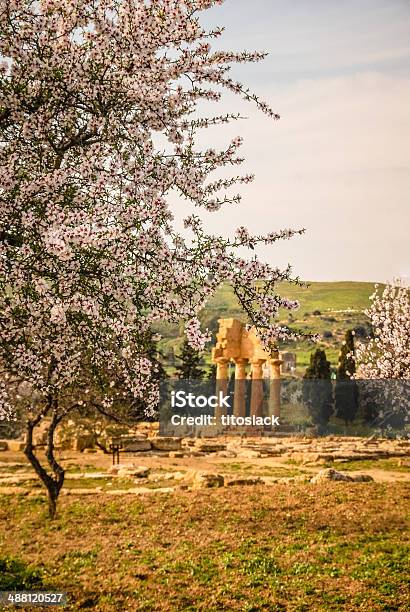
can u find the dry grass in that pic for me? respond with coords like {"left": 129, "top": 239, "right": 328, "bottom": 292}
{"left": 0, "top": 482, "right": 409, "bottom": 611}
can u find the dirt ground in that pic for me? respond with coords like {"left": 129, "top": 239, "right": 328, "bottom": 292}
{"left": 1, "top": 440, "right": 409, "bottom": 611}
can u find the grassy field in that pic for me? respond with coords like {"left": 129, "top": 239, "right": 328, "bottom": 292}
{"left": 0, "top": 483, "right": 409, "bottom": 611}
{"left": 156, "top": 281, "right": 377, "bottom": 374}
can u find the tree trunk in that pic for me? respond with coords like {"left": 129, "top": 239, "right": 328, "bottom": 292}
{"left": 24, "top": 402, "right": 65, "bottom": 519}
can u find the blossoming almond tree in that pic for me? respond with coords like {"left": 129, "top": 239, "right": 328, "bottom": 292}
{"left": 355, "top": 282, "right": 410, "bottom": 428}
{"left": 0, "top": 0, "right": 304, "bottom": 516}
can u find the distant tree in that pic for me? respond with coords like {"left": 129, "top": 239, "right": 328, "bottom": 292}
{"left": 144, "top": 333, "right": 168, "bottom": 384}
{"left": 335, "top": 330, "right": 358, "bottom": 425}
{"left": 303, "top": 349, "right": 333, "bottom": 433}
{"left": 337, "top": 330, "right": 356, "bottom": 379}
{"left": 356, "top": 283, "right": 410, "bottom": 379}
{"left": 207, "top": 364, "right": 217, "bottom": 381}
{"left": 175, "top": 340, "right": 204, "bottom": 380}
{"left": 355, "top": 282, "right": 410, "bottom": 428}
{"left": 166, "top": 347, "right": 176, "bottom": 366}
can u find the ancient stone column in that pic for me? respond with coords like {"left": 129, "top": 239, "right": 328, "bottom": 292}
{"left": 233, "top": 358, "right": 248, "bottom": 418}
{"left": 215, "top": 358, "right": 229, "bottom": 422}
{"left": 268, "top": 351, "right": 283, "bottom": 423}
{"left": 250, "top": 359, "right": 265, "bottom": 418}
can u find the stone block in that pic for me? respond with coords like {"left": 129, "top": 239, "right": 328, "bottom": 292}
{"left": 194, "top": 441, "right": 226, "bottom": 453}
{"left": 122, "top": 439, "right": 152, "bottom": 452}
{"left": 350, "top": 473, "right": 374, "bottom": 482}
{"left": 73, "top": 435, "right": 95, "bottom": 452}
{"left": 310, "top": 468, "right": 353, "bottom": 484}
{"left": 236, "top": 449, "right": 262, "bottom": 458}
{"left": 108, "top": 465, "right": 149, "bottom": 478}
{"left": 150, "top": 437, "right": 181, "bottom": 451}
{"left": 5, "top": 440, "right": 25, "bottom": 452}
{"left": 192, "top": 471, "right": 224, "bottom": 489}
{"left": 225, "top": 477, "right": 262, "bottom": 486}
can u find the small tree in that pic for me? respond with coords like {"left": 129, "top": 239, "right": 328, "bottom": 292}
{"left": 335, "top": 330, "right": 358, "bottom": 425}
{"left": 175, "top": 340, "right": 204, "bottom": 380}
{"left": 303, "top": 349, "right": 333, "bottom": 433}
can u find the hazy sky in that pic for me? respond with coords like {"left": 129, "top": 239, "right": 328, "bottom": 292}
{"left": 185, "top": 0, "right": 410, "bottom": 282}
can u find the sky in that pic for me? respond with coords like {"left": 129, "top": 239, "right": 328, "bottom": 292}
{"left": 183, "top": 0, "right": 410, "bottom": 282}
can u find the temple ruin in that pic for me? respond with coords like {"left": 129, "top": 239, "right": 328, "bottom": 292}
{"left": 211, "top": 318, "right": 282, "bottom": 426}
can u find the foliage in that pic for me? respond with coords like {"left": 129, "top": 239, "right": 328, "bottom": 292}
{"left": 355, "top": 282, "right": 410, "bottom": 428}
{"left": 155, "top": 281, "right": 377, "bottom": 373}
{"left": 175, "top": 339, "right": 204, "bottom": 380}
{"left": 356, "top": 282, "right": 410, "bottom": 379}
{"left": 335, "top": 330, "right": 358, "bottom": 425}
{"left": 0, "top": 0, "right": 304, "bottom": 514}
{"left": 207, "top": 363, "right": 217, "bottom": 380}
{"left": 303, "top": 349, "right": 333, "bottom": 433}
{"left": 0, "top": 0, "right": 304, "bottom": 425}
{"left": 132, "top": 331, "right": 167, "bottom": 419}
{"left": 0, "top": 557, "right": 43, "bottom": 590}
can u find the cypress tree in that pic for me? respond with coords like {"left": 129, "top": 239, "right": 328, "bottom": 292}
{"left": 175, "top": 339, "right": 204, "bottom": 380}
{"left": 144, "top": 332, "right": 167, "bottom": 383}
{"left": 303, "top": 349, "right": 333, "bottom": 433}
{"left": 207, "top": 364, "right": 217, "bottom": 381}
{"left": 335, "top": 330, "right": 359, "bottom": 425}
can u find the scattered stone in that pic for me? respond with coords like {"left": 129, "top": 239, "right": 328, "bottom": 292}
{"left": 194, "top": 441, "right": 226, "bottom": 453}
{"left": 192, "top": 471, "right": 224, "bottom": 489}
{"left": 236, "top": 449, "right": 262, "bottom": 459}
{"left": 4, "top": 440, "right": 25, "bottom": 452}
{"left": 106, "top": 487, "right": 175, "bottom": 495}
{"left": 62, "top": 488, "right": 101, "bottom": 496}
{"left": 150, "top": 471, "right": 186, "bottom": 481}
{"left": 117, "top": 465, "right": 150, "bottom": 478}
{"left": 0, "top": 474, "right": 37, "bottom": 484}
{"left": 0, "top": 486, "right": 29, "bottom": 495}
{"left": 123, "top": 439, "right": 152, "bottom": 452}
{"left": 350, "top": 474, "right": 374, "bottom": 482}
{"left": 182, "top": 439, "right": 196, "bottom": 447}
{"left": 281, "top": 475, "right": 312, "bottom": 484}
{"left": 110, "top": 465, "right": 150, "bottom": 478}
{"left": 310, "top": 469, "right": 353, "bottom": 483}
{"left": 150, "top": 437, "right": 182, "bottom": 452}
{"left": 67, "top": 472, "right": 108, "bottom": 480}
{"left": 73, "top": 435, "right": 95, "bottom": 452}
{"left": 216, "top": 450, "right": 237, "bottom": 458}
{"left": 225, "top": 477, "right": 262, "bottom": 487}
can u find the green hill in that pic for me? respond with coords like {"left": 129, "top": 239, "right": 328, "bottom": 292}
{"left": 156, "top": 281, "right": 377, "bottom": 375}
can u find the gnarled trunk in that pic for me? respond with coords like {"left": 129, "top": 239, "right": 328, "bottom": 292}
{"left": 24, "top": 402, "right": 65, "bottom": 519}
